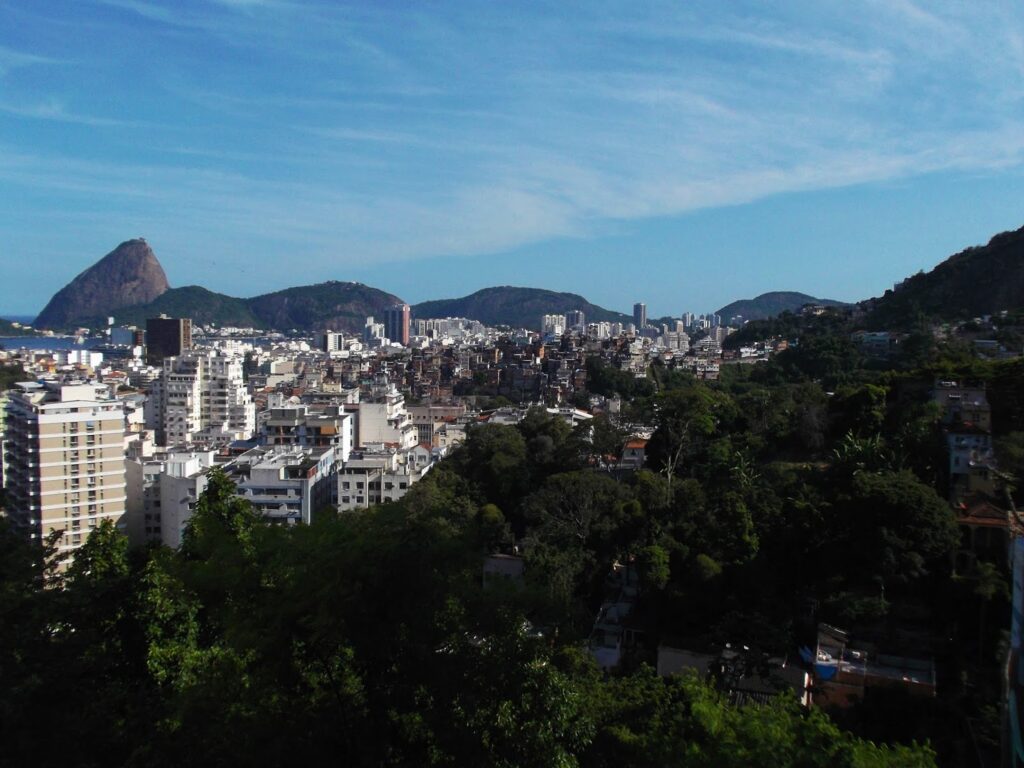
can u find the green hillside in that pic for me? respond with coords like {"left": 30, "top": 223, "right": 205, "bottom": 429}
{"left": 717, "top": 291, "right": 846, "bottom": 322}
{"left": 248, "top": 281, "right": 403, "bottom": 332}
{"left": 864, "top": 224, "right": 1024, "bottom": 328}
{"left": 413, "top": 286, "right": 631, "bottom": 329}
{"left": 72, "top": 282, "right": 403, "bottom": 333}
{"left": 80, "top": 286, "right": 261, "bottom": 329}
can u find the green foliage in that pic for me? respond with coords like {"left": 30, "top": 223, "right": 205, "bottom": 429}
{"left": 585, "top": 356, "right": 656, "bottom": 399}
{"left": 865, "top": 224, "right": 1024, "bottom": 329}
{"left": 832, "top": 470, "right": 959, "bottom": 586}
{"left": 578, "top": 666, "right": 935, "bottom": 768}
{"left": 0, "top": 363, "right": 25, "bottom": 391}
{"left": 5, "top": 336, "right": 1005, "bottom": 766}
{"left": 79, "top": 285, "right": 262, "bottom": 329}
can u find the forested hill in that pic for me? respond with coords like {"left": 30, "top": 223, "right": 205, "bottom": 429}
{"left": 247, "top": 281, "right": 405, "bottom": 332}
{"left": 0, "top": 318, "right": 37, "bottom": 337}
{"left": 412, "top": 286, "right": 631, "bottom": 328}
{"left": 864, "top": 223, "right": 1024, "bottom": 328}
{"left": 717, "top": 292, "right": 846, "bottom": 322}
{"left": 77, "top": 286, "right": 262, "bottom": 329}
{"left": 74, "top": 282, "right": 404, "bottom": 334}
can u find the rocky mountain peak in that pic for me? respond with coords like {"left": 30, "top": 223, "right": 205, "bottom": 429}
{"left": 34, "top": 239, "right": 171, "bottom": 329}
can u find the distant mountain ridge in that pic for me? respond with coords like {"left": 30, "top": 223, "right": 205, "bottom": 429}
{"left": 33, "top": 241, "right": 405, "bottom": 333}
{"left": 864, "top": 224, "right": 1024, "bottom": 328}
{"left": 35, "top": 239, "right": 170, "bottom": 328}
{"left": 412, "top": 286, "right": 631, "bottom": 329}
{"left": 74, "top": 282, "right": 404, "bottom": 334}
{"left": 716, "top": 292, "right": 847, "bottom": 322}
{"left": 37, "top": 224, "right": 1024, "bottom": 336}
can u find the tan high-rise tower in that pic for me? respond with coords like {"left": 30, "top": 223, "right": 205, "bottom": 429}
{"left": 3, "top": 381, "right": 127, "bottom": 567}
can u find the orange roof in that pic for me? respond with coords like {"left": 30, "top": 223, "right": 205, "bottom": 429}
{"left": 957, "top": 495, "right": 1009, "bottom": 528}
{"left": 625, "top": 439, "right": 648, "bottom": 449}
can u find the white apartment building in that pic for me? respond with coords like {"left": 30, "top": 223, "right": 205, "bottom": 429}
{"left": 542, "top": 314, "right": 566, "bottom": 336}
{"left": 3, "top": 381, "right": 127, "bottom": 567}
{"left": 149, "top": 349, "right": 255, "bottom": 447}
{"left": 124, "top": 447, "right": 216, "bottom": 547}
{"left": 337, "top": 444, "right": 435, "bottom": 511}
{"left": 356, "top": 385, "right": 418, "bottom": 449}
{"left": 232, "top": 446, "right": 338, "bottom": 525}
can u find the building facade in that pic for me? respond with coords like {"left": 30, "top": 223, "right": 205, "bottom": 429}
{"left": 3, "top": 381, "right": 127, "bottom": 566}
{"left": 633, "top": 302, "right": 647, "bottom": 329}
{"left": 149, "top": 349, "right": 255, "bottom": 447}
{"left": 146, "top": 315, "right": 192, "bottom": 366}
{"left": 384, "top": 303, "right": 411, "bottom": 346}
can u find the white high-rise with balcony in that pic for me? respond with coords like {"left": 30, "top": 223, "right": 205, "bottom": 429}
{"left": 150, "top": 349, "right": 255, "bottom": 447}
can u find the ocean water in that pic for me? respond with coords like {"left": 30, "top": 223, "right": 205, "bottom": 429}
{"left": 0, "top": 336, "right": 96, "bottom": 351}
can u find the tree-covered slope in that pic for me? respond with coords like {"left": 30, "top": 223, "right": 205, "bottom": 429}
{"left": 0, "top": 318, "right": 38, "bottom": 337}
{"left": 73, "top": 282, "right": 403, "bottom": 333}
{"left": 79, "top": 286, "right": 262, "bottom": 329}
{"left": 247, "top": 281, "right": 403, "bottom": 332}
{"left": 717, "top": 292, "right": 846, "bottom": 322}
{"left": 865, "top": 223, "right": 1024, "bottom": 328}
{"left": 413, "top": 286, "right": 631, "bottom": 328}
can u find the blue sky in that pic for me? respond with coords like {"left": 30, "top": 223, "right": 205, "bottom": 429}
{"left": 2, "top": 1, "right": 1023, "bottom": 318}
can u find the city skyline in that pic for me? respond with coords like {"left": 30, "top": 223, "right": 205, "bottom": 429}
{"left": 2, "top": 2, "right": 1024, "bottom": 316}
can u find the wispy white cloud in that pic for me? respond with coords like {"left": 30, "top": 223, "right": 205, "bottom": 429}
{"left": 3, "top": 0, "right": 1024, "bottom": 298}
{"left": 0, "top": 99, "right": 129, "bottom": 127}
{"left": 0, "top": 44, "right": 60, "bottom": 75}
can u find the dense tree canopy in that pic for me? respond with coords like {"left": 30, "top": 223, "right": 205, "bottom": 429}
{"left": 7, "top": 344, "right": 1021, "bottom": 766}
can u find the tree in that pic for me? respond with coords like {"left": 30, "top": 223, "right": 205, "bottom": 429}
{"left": 637, "top": 544, "right": 670, "bottom": 592}
{"left": 455, "top": 423, "right": 530, "bottom": 507}
{"left": 577, "top": 665, "right": 936, "bottom": 768}
{"left": 647, "top": 385, "right": 732, "bottom": 493}
{"left": 836, "top": 470, "right": 959, "bottom": 585}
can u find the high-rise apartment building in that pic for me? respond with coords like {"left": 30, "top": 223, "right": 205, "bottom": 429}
{"left": 633, "top": 302, "right": 647, "bottom": 329}
{"left": 320, "top": 330, "right": 344, "bottom": 353}
{"left": 384, "top": 304, "right": 411, "bottom": 346}
{"left": 3, "top": 381, "right": 127, "bottom": 567}
{"left": 148, "top": 349, "right": 255, "bottom": 447}
{"left": 146, "top": 315, "right": 192, "bottom": 366}
{"left": 541, "top": 314, "right": 566, "bottom": 336}
{"left": 364, "top": 317, "right": 386, "bottom": 344}
{"left": 564, "top": 310, "right": 586, "bottom": 331}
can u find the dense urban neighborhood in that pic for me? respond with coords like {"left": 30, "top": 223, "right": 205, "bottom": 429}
{"left": 2, "top": 229, "right": 1023, "bottom": 767}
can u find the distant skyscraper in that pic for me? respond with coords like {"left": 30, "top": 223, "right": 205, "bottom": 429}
{"left": 146, "top": 315, "right": 191, "bottom": 366}
{"left": 633, "top": 302, "right": 647, "bottom": 329}
{"left": 564, "top": 310, "right": 586, "bottom": 330}
{"left": 384, "top": 304, "right": 411, "bottom": 346}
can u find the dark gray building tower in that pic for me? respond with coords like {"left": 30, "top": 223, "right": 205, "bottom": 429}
{"left": 633, "top": 302, "right": 647, "bottom": 329}
{"left": 146, "top": 315, "right": 192, "bottom": 365}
